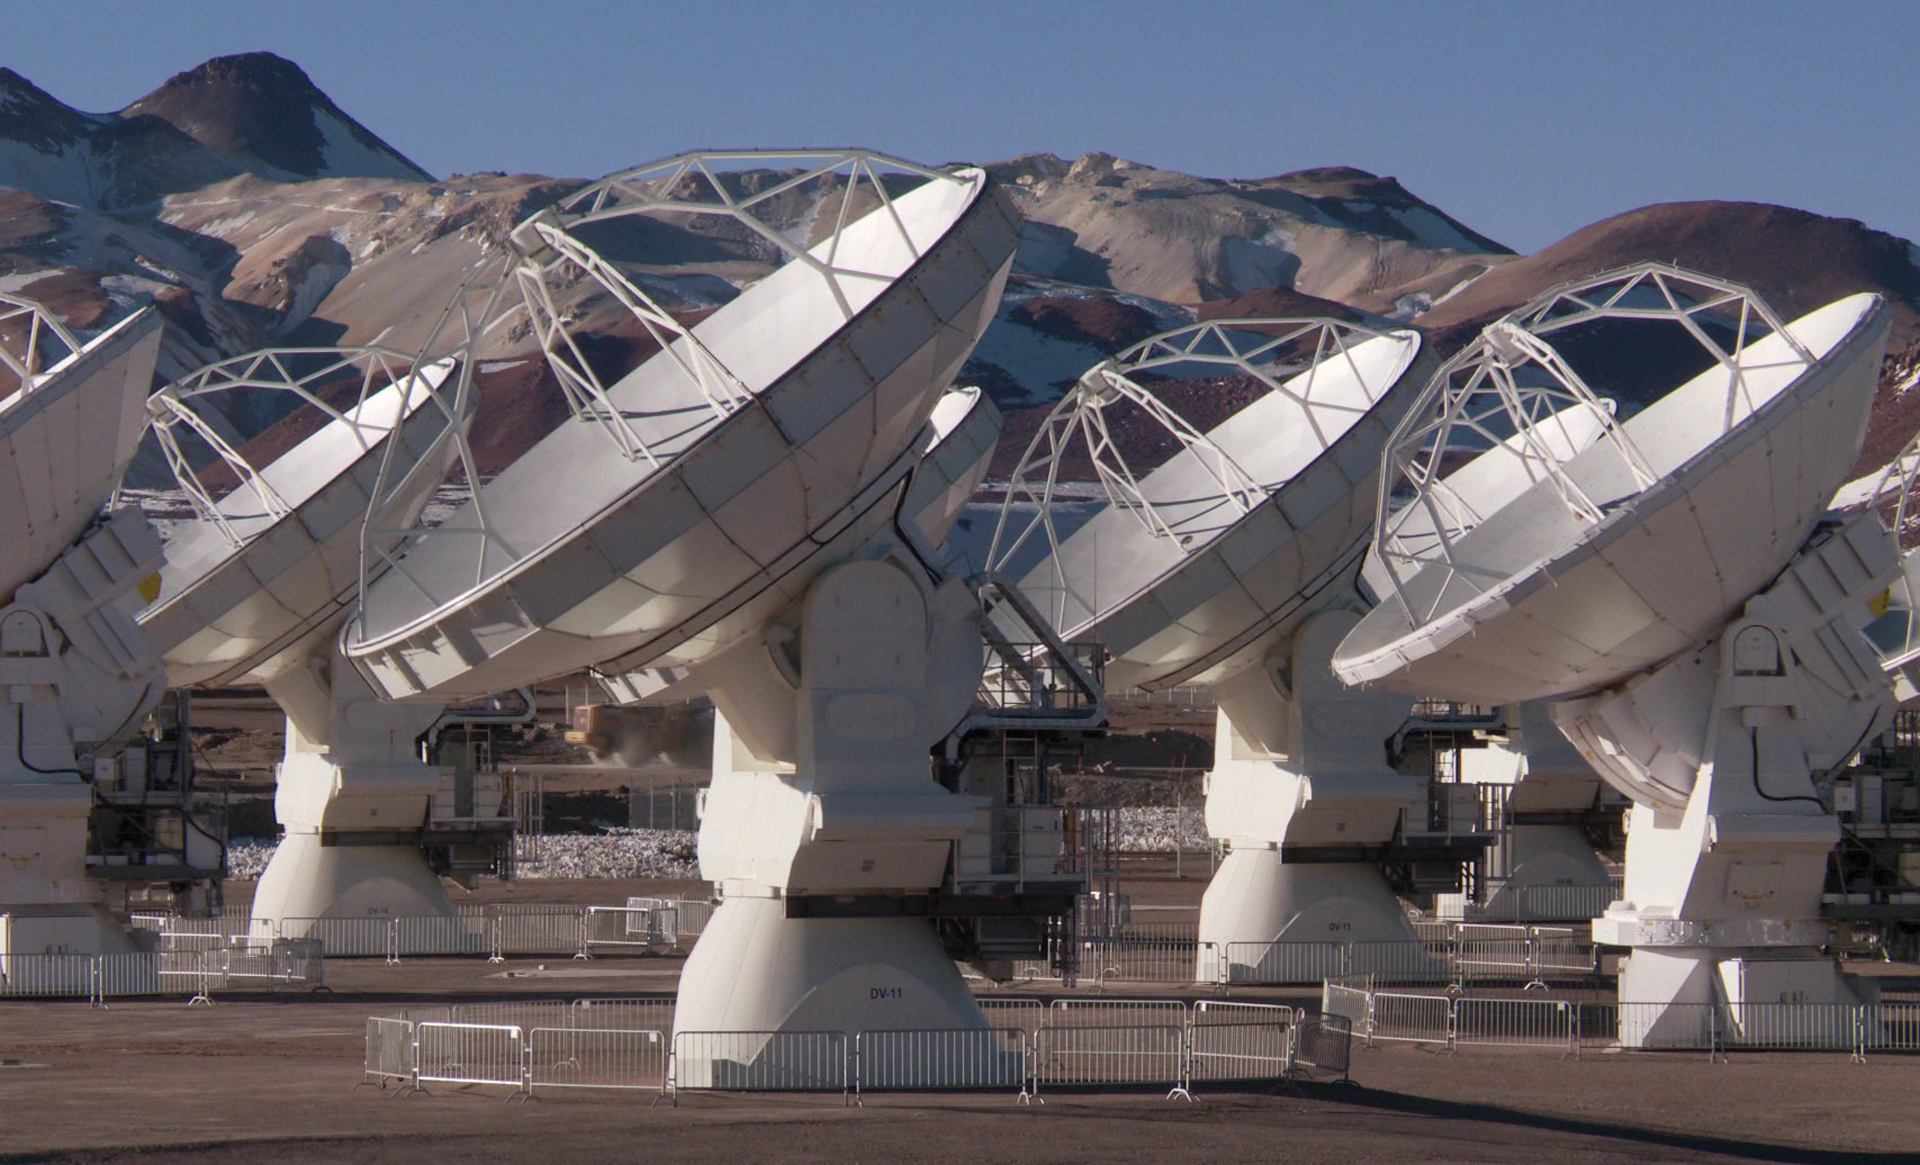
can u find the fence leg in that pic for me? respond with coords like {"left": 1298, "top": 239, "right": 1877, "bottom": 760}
{"left": 1854, "top": 1006, "right": 1868, "bottom": 1065}
{"left": 574, "top": 910, "right": 591, "bottom": 961}
{"left": 1445, "top": 997, "right": 1458, "bottom": 1055}
{"left": 488, "top": 913, "right": 504, "bottom": 964}
{"left": 386, "top": 919, "right": 401, "bottom": 966}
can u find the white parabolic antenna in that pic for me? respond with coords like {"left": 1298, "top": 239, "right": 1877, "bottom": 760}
{"left": 989, "top": 318, "right": 1446, "bottom": 980}
{"left": 130, "top": 266, "right": 504, "bottom": 942}
{"left": 0, "top": 295, "right": 185, "bottom": 957}
{"left": 1333, "top": 264, "right": 1895, "bottom": 1043}
{"left": 345, "top": 151, "right": 1024, "bottom": 1048}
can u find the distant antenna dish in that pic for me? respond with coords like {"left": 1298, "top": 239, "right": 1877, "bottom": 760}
{"left": 989, "top": 318, "right": 1450, "bottom": 981}
{"left": 129, "top": 263, "right": 509, "bottom": 944}
{"left": 346, "top": 151, "right": 1034, "bottom": 1051}
{"left": 0, "top": 296, "right": 199, "bottom": 960}
{"left": 1333, "top": 263, "right": 1894, "bottom": 1044}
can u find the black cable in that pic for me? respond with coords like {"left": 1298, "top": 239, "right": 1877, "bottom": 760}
{"left": 16, "top": 704, "right": 89, "bottom": 779}
{"left": 1748, "top": 724, "right": 1828, "bottom": 810}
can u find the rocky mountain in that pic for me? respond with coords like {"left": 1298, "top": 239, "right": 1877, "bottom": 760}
{"left": 2, "top": 53, "right": 1918, "bottom": 489}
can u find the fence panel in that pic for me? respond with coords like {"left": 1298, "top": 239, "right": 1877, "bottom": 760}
{"left": 1032, "top": 1024, "right": 1188, "bottom": 1095}
{"left": 1082, "top": 937, "right": 1197, "bottom": 984}
{"left": 671, "top": 1030, "right": 849, "bottom": 1094}
{"left": 1350, "top": 940, "right": 1451, "bottom": 986}
{"left": 529, "top": 1027, "right": 666, "bottom": 1094}
{"left": 1616, "top": 1001, "right": 1714, "bottom": 1050}
{"left": 571, "top": 996, "right": 677, "bottom": 1036}
{"left": 1369, "top": 991, "right": 1451, "bottom": 1046}
{"left": 449, "top": 1000, "right": 573, "bottom": 1032}
{"left": 1049, "top": 998, "right": 1189, "bottom": 1028}
{"left": 583, "top": 906, "right": 672, "bottom": 955}
{"left": 1863, "top": 1000, "right": 1920, "bottom": 1055}
{"left": 1454, "top": 997, "right": 1575, "bottom": 1052}
{"left": 391, "top": 915, "right": 486, "bottom": 958}
{"left": 97, "top": 952, "right": 166, "bottom": 998}
{"left": 1188, "top": 1003, "right": 1292, "bottom": 1085}
{"left": 364, "top": 1017, "right": 416, "bottom": 1087}
{"left": 670, "top": 898, "right": 713, "bottom": 944}
{"left": 856, "top": 1028, "right": 1028, "bottom": 1092}
{"left": 277, "top": 917, "right": 393, "bottom": 959}
{"left": 0, "top": 953, "right": 99, "bottom": 998}
{"left": 414, "top": 1022, "right": 527, "bottom": 1093}
{"left": 490, "top": 908, "right": 586, "bottom": 958}
{"left": 1222, "top": 941, "right": 1348, "bottom": 985}
{"left": 1722, "top": 1002, "right": 1858, "bottom": 1051}
{"left": 1291, "top": 1013, "right": 1352, "bottom": 1081}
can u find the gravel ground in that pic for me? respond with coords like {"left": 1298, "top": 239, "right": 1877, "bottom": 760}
{"left": 223, "top": 807, "right": 1208, "bottom": 884}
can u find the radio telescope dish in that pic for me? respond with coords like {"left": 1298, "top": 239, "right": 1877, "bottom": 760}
{"left": 129, "top": 264, "right": 508, "bottom": 944}
{"left": 1338, "top": 265, "right": 1887, "bottom": 704}
{"left": 343, "top": 151, "right": 1030, "bottom": 1050}
{"left": 349, "top": 150, "right": 1018, "bottom": 701}
{"left": 990, "top": 318, "right": 1452, "bottom": 980}
{"left": 1332, "top": 263, "right": 1894, "bottom": 1043}
{"left": 0, "top": 296, "right": 196, "bottom": 959}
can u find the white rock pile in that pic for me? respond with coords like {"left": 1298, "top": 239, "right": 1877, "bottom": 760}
{"left": 220, "top": 809, "right": 1204, "bottom": 882}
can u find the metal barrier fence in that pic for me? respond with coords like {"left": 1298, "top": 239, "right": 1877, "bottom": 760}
{"left": 0, "top": 953, "right": 99, "bottom": 998}
{"left": 0, "top": 946, "right": 323, "bottom": 1006}
{"left": 670, "top": 1030, "right": 851, "bottom": 1099}
{"left": 134, "top": 898, "right": 716, "bottom": 962}
{"left": 1334, "top": 981, "right": 1920, "bottom": 1060}
{"left": 581, "top": 905, "right": 674, "bottom": 956}
{"left": 529, "top": 1026, "right": 667, "bottom": 1095}
{"left": 363, "top": 995, "right": 1316, "bottom": 1103}
{"left": 1189, "top": 1001, "right": 1294, "bottom": 1083}
{"left": 364, "top": 1016, "right": 417, "bottom": 1092}
{"left": 1032, "top": 1024, "right": 1192, "bottom": 1100}
{"left": 855, "top": 1028, "right": 1028, "bottom": 1093}
{"left": 414, "top": 1022, "right": 528, "bottom": 1097}
{"left": 1291, "top": 1013, "right": 1353, "bottom": 1081}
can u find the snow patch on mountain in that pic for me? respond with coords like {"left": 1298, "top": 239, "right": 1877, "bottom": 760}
{"left": 1221, "top": 228, "right": 1300, "bottom": 297}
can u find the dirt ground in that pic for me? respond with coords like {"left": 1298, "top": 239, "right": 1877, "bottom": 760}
{"left": 0, "top": 942, "right": 1915, "bottom": 1165}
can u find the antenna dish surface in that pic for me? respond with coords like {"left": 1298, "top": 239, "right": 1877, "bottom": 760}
{"left": 1335, "top": 267, "right": 1888, "bottom": 704}
{"left": 0, "top": 301, "right": 163, "bottom": 599}
{"left": 134, "top": 351, "right": 465, "bottom": 688}
{"left": 347, "top": 151, "right": 1018, "bottom": 700}
{"left": 988, "top": 319, "right": 1426, "bottom": 690}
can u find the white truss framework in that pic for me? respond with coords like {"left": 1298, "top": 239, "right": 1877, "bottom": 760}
{"left": 508, "top": 149, "right": 967, "bottom": 463}
{"left": 987, "top": 317, "right": 1394, "bottom": 633}
{"left": 0, "top": 293, "right": 83, "bottom": 401}
{"left": 1372, "top": 262, "right": 1816, "bottom": 625}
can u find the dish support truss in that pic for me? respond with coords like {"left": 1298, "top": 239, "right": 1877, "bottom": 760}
{"left": 1360, "top": 264, "right": 1894, "bottom": 1038}
{"left": 0, "top": 292, "right": 83, "bottom": 397}
{"left": 508, "top": 149, "right": 967, "bottom": 466}
{"left": 988, "top": 318, "right": 1446, "bottom": 980}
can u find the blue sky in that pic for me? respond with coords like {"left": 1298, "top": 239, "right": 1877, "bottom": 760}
{"left": 12, "top": 0, "right": 1918, "bottom": 253}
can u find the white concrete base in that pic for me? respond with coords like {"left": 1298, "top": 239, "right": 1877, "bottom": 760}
{"left": 250, "top": 833, "right": 456, "bottom": 952}
{"left": 1196, "top": 849, "right": 1425, "bottom": 982}
{"left": 672, "top": 896, "right": 987, "bottom": 1085}
{"left": 1617, "top": 948, "right": 1874, "bottom": 1049}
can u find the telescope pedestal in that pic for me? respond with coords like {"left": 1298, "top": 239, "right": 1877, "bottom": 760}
{"left": 252, "top": 653, "right": 453, "bottom": 947}
{"left": 678, "top": 559, "right": 986, "bottom": 1056}
{"left": 1558, "top": 526, "right": 1897, "bottom": 1047}
{"left": 0, "top": 510, "right": 171, "bottom": 961}
{"left": 672, "top": 894, "right": 985, "bottom": 1084}
{"left": 1196, "top": 610, "right": 1427, "bottom": 983}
